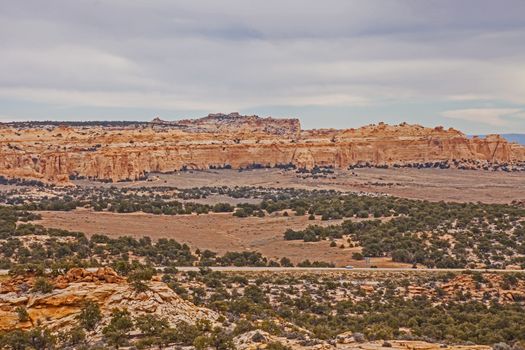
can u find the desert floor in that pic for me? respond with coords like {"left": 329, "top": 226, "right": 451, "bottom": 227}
{"left": 36, "top": 209, "right": 406, "bottom": 267}
{"left": 74, "top": 168, "right": 525, "bottom": 204}
{"left": 33, "top": 168, "right": 525, "bottom": 267}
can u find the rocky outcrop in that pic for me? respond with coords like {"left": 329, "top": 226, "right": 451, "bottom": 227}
{"left": 152, "top": 112, "right": 301, "bottom": 136}
{"left": 401, "top": 273, "right": 525, "bottom": 303}
{"left": 0, "top": 267, "right": 123, "bottom": 295}
{"left": 0, "top": 268, "right": 218, "bottom": 332}
{"left": 234, "top": 330, "right": 490, "bottom": 350}
{"left": 1, "top": 116, "right": 524, "bottom": 184}
{"left": 439, "top": 273, "right": 525, "bottom": 303}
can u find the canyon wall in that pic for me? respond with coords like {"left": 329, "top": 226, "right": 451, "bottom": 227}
{"left": 1, "top": 115, "right": 524, "bottom": 184}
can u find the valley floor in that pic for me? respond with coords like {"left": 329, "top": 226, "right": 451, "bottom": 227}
{"left": 36, "top": 209, "right": 407, "bottom": 267}
{"left": 73, "top": 167, "right": 525, "bottom": 204}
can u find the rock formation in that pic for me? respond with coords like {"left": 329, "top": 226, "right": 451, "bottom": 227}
{"left": 233, "top": 329, "right": 490, "bottom": 350}
{"left": 0, "top": 268, "right": 217, "bottom": 332}
{"left": 392, "top": 273, "right": 525, "bottom": 303}
{"left": 152, "top": 112, "right": 301, "bottom": 136}
{"left": 1, "top": 114, "right": 524, "bottom": 184}
{"left": 0, "top": 268, "right": 511, "bottom": 349}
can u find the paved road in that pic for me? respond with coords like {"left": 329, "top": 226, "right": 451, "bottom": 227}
{"left": 171, "top": 266, "right": 525, "bottom": 273}
{"left": 1, "top": 267, "right": 523, "bottom": 276}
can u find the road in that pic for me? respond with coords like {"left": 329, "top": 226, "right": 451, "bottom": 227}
{"left": 170, "top": 266, "right": 525, "bottom": 273}
{"left": 2, "top": 266, "right": 523, "bottom": 276}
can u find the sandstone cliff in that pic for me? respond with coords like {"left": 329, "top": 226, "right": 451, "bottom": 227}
{"left": 1, "top": 115, "right": 524, "bottom": 183}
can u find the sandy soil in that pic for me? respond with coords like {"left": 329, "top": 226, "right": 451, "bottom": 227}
{"left": 74, "top": 168, "right": 525, "bottom": 204}
{"left": 36, "top": 209, "right": 406, "bottom": 268}
{"left": 31, "top": 168, "right": 525, "bottom": 267}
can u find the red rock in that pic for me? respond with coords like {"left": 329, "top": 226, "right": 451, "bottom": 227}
{"left": 0, "top": 117, "right": 523, "bottom": 183}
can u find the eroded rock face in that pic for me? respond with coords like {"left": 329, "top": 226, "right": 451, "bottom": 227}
{"left": 1, "top": 116, "right": 524, "bottom": 184}
{"left": 0, "top": 268, "right": 218, "bottom": 332}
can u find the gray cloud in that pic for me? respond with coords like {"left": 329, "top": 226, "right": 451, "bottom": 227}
{"left": 0, "top": 0, "right": 524, "bottom": 132}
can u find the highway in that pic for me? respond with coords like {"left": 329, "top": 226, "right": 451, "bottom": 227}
{"left": 2, "top": 266, "right": 523, "bottom": 276}
{"left": 171, "top": 266, "right": 525, "bottom": 273}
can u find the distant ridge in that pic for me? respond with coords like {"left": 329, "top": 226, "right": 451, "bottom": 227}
{"left": 470, "top": 134, "right": 525, "bottom": 146}
{"left": 1, "top": 115, "right": 525, "bottom": 183}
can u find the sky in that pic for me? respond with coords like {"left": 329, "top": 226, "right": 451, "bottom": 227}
{"left": 1, "top": 0, "right": 525, "bottom": 134}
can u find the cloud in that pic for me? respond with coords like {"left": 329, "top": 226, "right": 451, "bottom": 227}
{"left": 442, "top": 108, "right": 524, "bottom": 126}
{"left": 0, "top": 0, "right": 525, "bottom": 132}
{"left": 0, "top": 115, "right": 31, "bottom": 122}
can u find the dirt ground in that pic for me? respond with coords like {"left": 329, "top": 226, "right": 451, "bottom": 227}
{"left": 74, "top": 168, "right": 525, "bottom": 204}
{"left": 32, "top": 168, "right": 525, "bottom": 267}
{"left": 36, "top": 209, "right": 406, "bottom": 268}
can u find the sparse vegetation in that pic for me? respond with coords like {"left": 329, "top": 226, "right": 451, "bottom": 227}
{"left": 0, "top": 184, "right": 524, "bottom": 349}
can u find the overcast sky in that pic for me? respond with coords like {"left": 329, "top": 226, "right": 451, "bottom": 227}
{"left": 1, "top": 0, "right": 525, "bottom": 133}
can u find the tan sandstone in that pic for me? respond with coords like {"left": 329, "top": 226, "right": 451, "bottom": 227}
{"left": 1, "top": 114, "right": 524, "bottom": 184}
{"left": 0, "top": 268, "right": 218, "bottom": 332}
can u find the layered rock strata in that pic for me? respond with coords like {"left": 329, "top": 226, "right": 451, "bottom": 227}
{"left": 1, "top": 114, "right": 524, "bottom": 183}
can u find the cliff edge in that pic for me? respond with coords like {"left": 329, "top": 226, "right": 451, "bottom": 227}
{"left": 0, "top": 114, "right": 524, "bottom": 183}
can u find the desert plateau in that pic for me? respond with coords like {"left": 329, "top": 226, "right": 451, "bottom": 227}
{"left": 1, "top": 113, "right": 524, "bottom": 184}
{"left": 0, "top": 115, "right": 524, "bottom": 350}
{"left": 2, "top": 1, "right": 525, "bottom": 349}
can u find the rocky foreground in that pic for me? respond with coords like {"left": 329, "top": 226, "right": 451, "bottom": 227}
{"left": 1, "top": 113, "right": 524, "bottom": 183}
{"left": 0, "top": 268, "right": 218, "bottom": 333}
{"left": 0, "top": 268, "right": 497, "bottom": 349}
